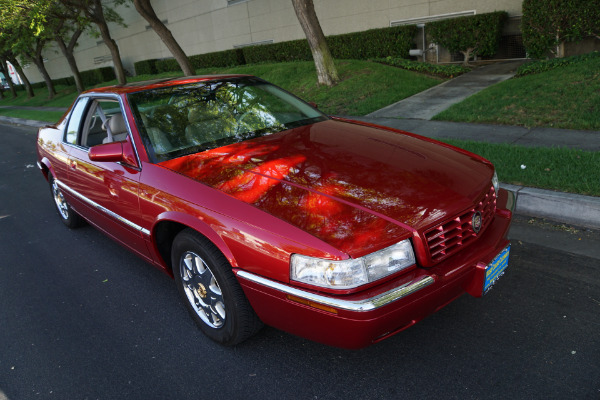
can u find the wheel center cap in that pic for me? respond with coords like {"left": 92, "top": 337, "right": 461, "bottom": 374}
{"left": 196, "top": 283, "right": 207, "bottom": 298}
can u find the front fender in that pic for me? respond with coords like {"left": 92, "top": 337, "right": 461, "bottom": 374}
{"left": 152, "top": 210, "right": 238, "bottom": 270}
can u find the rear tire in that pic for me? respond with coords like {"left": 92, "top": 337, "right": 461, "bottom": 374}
{"left": 172, "top": 229, "right": 262, "bottom": 345}
{"left": 49, "top": 176, "right": 85, "bottom": 229}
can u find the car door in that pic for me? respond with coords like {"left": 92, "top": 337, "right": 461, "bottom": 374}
{"left": 65, "top": 95, "right": 151, "bottom": 261}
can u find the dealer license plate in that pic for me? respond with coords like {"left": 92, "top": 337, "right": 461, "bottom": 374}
{"left": 483, "top": 245, "right": 510, "bottom": 294}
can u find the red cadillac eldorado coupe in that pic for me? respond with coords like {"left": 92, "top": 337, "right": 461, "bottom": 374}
{"left": 37, "top": 75, "right": 513, "bottom": 349}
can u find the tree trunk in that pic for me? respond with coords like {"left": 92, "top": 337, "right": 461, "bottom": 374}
{"left": 291, "top": 0, "right": 339, "bottom": 87}
{"left": 29, "top": 55, "right": 56, "bottom": 99}
{"left": 0, "top": 57, "right": 18, "bottom": 98}
{"left": 55, "top": 28, "right": 85, "bottom": 93}
{"left": 6, "top": 55, "right": 34, "bottom": 98}
{"left": 92, "top": 0, "right": 127, "bottom": 85}
{"left": 29, "top": 40, "right": 56, "bottom": 99}
{"left": 133, "top": 0, "right": 194, "bottom": 75}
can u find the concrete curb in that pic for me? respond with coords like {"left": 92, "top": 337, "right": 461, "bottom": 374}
{"left": 501, "top": 184, "right": 600, "bottom": 230}
{"left": 1, "top": 115, "right": 598, "bottom": 231}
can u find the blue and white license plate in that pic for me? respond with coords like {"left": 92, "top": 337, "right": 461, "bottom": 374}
{"left": 483, "top": 245, "right": 510, "bottom": 294}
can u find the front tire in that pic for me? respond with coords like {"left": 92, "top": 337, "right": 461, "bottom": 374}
{"left": 172, "top": 229, "right": 262, "bottom": 345}
{"left": 49, "top": 176, "right": 84, "bottom": 228}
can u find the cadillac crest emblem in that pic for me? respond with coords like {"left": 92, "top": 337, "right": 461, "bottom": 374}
{"left": 472, "top": 212, "right": 482, "bottom": 234}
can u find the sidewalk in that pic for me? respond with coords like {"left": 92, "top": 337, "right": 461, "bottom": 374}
{"left": 368, "top": 60, "right": 525, "bottom": 120}
{"left": 1, "top": 66, "right": 599, "bottom": 229}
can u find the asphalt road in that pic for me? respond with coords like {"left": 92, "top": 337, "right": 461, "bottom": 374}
{"left": 1, "top": 124, "right": 599, "bottom": 400}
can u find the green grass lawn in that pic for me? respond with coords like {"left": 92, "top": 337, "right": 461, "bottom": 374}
{"left": 433, "top": 55, "right": 600, "bottom": 130}
{"left": 443, "top": 139, "right": 600, "bottom": 196}
{"left": 0, "top": 108, "right": 66, "bottom": 123}
{"left": 0, "top": 84, "right": 78, "bottom": 108}
{"left": 196, "top": 60, "right": 444, "bottom": 115}
{"left": 0, "top": 60, "right": 443, "bottom": 117}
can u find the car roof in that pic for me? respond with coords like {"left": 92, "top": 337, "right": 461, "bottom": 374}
{"left": 83, "top": 74, "right": 253, "bottom": 95}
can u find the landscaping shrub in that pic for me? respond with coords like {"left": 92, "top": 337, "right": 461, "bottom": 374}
{"left": 79, "top": 66, "right": 116, "bottom": 86}
{"left": 242, "top": 40, "right": 312, "bottom": 64}
{"left": 428, "top": 11, "right": 508, "bottom": 64}
{"left": 516, "top": 51, "right": 600, "bottom": 76}
{"left": 156, "top": 58, "right": 181, "bottom": 73}
{"left": 377, "top": 57, "right": 471, "bottom": 78}
{"left": 522, "top": 0, "right": 600, "bottom": 59}
{"left": 189, "top": 48, "right": 245, "bottom": 69}
{"left": 243, "top": 25, "right": 417, "bottom": 64}
{"left": 134, "top": 59, "right": 160, "bottom": 75}
{"left": 51, "top": 76, "right": 75, "bottom": 87}
{"left": 328, "top": 25, "right": 417, "bottom": 59}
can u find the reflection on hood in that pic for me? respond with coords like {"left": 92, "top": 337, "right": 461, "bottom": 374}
{"left": 160, "top": 120, "right": 493, "bottom": 257}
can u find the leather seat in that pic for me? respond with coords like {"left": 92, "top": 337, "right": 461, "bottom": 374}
{"left": 102, "top": 113, "right": 129, "bottom": 143}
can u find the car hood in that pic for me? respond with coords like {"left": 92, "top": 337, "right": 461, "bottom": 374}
{"left": 159, "top": 120, "right": 493, "bottom": 257}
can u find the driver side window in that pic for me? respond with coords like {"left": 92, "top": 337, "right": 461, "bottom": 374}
{"left": 64, "top": 98, "right": 89, "bottom": 145}
{"left": 80, "top": 99, "right": 125, "bottom": 148}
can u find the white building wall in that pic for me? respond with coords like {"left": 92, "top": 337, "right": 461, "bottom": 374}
{"left": 22, "top": 0, "right": 522, "bottom": 83}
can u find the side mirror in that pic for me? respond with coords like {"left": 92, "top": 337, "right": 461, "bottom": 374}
{"left": 89, "top": 141, "right": 124, "bottom": 163}
{"left": 88, "top": 139, "right": 138, "bottom": 167}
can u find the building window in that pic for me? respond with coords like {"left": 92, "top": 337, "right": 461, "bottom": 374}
{"left": 227, "top": 0, "right": 249, "bottom": 6}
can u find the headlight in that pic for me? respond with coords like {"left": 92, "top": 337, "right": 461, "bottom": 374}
{"left": 291, "top": 240, "right": 416, "bottom": 290}
{"left": 492, "top": 170, "right": 499, "bottom": 194}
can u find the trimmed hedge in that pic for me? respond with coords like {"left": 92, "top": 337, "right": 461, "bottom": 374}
{"left": 522, "top": 0, "right": 600, "bottom": 59}
{"left": 189, "top": 48, "right": 245, "bottom": 69}
{"left": 242, "top": 25, "right": 417, "bottom": 64}
{"left": 134, "top": 58, "right": 160, "bottom": 75}
{"left": 14, "top": 72, "right": 100, "bottom": 92}
{"left": 27, "top": 78, "right": 76, "bottom": 90}
{"left": 135, "top": 25, "right": 417, "bottom": 75}
{"left": 52, "top": 76, "right": 75, "bottom": 86}
{"left": 329, "top": 25, "right": 417, "bottom": 59}
{"left": 516, "top": 51, "right": 600, "bottom": 76}
{"left": 156, "top": 58, "right": 180, "bottom": 73}
{"left": 242, "top": 39, "right": 311, "bottom": 64}
{"left": 428, "top": 11, "right": 508, "bottom": 62}
{"left": 79, "top": 66, "right": 116, "bottom": 86}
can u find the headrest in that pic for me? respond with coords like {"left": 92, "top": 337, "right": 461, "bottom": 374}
{"left": 109, "top": 113, "right": 127, "bottom": 134}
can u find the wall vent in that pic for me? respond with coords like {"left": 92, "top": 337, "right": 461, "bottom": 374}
{"left": 234, "top": 39, "right": 274, "bottom": 48}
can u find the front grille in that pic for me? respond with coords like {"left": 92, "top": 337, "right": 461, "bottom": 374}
{"left": 425, "top": 185, "right": 497, "bottom": 263}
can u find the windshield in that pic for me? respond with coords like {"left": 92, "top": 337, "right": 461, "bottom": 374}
{"left": 127, "top": 77, "right": 328, "bottom": 162}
